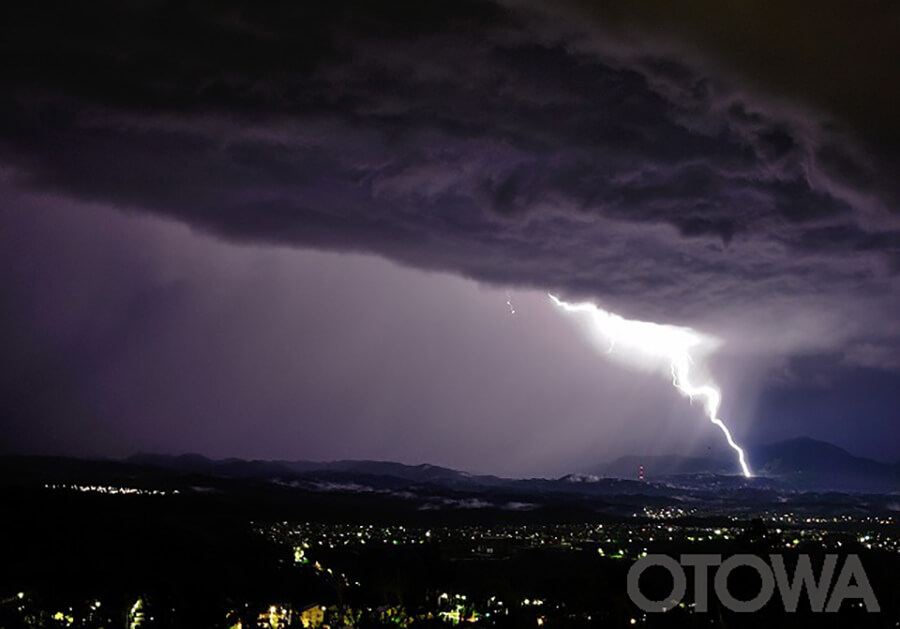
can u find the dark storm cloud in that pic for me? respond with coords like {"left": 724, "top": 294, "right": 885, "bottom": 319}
{"left": 1, "top": 0, "right": 899, "bottom": 350}
{"left": 539, "top": 0, "right": 900, "bottom": 152}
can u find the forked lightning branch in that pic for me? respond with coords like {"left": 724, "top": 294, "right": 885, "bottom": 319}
{"left": 549, "top": 294, "right": 752, "bottom": 478}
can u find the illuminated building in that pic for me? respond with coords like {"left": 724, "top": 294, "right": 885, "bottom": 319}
{"left": 297, "top": 604, "right": 325, "bottom": 628}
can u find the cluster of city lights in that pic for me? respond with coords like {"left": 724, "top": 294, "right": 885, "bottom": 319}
{"left": 43, "top": 484, "right": 177, "bottom": 496}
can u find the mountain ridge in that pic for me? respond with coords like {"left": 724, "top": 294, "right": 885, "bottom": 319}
{"left": 124, "top": 437, "right": 900, "bottom": 492}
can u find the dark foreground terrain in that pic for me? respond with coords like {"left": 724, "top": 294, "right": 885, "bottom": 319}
{"left": 1, "top": 455, "right": 898, "bottom": 628}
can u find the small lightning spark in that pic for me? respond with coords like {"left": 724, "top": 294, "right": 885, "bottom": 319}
{"left": 548, "top": 294, "right": 752, "bottom": 478}
{"left": 506, "top": 290, "right": 517, "bottom": 315}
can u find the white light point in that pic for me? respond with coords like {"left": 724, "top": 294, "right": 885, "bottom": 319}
{"left": 548, "top": 294, "right": 751, "bottom": 478}
{"left": 506, "top": 290, "right": 517, "bottom": 315}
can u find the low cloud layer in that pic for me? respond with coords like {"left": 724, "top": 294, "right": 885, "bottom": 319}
{"left": 3, "top": 1, "right": 899, "bottom": 323}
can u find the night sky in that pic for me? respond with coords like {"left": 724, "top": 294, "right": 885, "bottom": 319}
{"left": 1, "top": 0, "right": 899, "bottom": 476}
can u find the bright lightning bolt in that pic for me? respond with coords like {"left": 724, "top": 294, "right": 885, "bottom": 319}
{"left": 548, "top": 294, "right": 752, "bottom": 478}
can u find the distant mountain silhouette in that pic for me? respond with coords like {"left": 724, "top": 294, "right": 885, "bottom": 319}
{"left": 128, "top": 452, "right": 293, "bottom": 478}
{"left": 586, "top": 438, "right": 899, "bottom": 492}
{"left": 126, "top": 437, "right": 899, "bottom": 493}
{"left": 126, "top": 453, "right": 503, "bottom": 486}
{"left": 749, "top": 437, "right": 899, "bottom": 492}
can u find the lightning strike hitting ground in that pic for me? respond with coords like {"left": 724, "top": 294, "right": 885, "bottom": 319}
{"left": 548, "top": 294, "right": 752, "bottom": 478}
